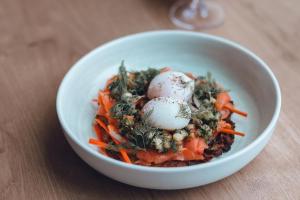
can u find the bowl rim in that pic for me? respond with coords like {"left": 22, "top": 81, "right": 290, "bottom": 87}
{"left": 56, "top": 30, "right": 281, "bottom": 172}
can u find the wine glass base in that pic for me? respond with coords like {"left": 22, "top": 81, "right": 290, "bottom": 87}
{"left": 169, "top": 0, "right": 224, "bottom": 30}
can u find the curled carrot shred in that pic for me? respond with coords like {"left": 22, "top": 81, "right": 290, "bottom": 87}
{"left": 216, "top": 92, "right": 248, "bottom": 117}
{"left": 160, "top": 67, "right": 172, "bottom": 73}
{"left": 107, "top": 125, "right": 131, "bottom": 164}
{"left": 185, "top": 72, "right": 197, "bottom": 80}
{"left": 93, "top": 125, "right": 108, "bottom": 156}
{"left": 95, "top": 119, "right": 109, "bottom": 133}
{"left": 99, "top": 91, "right": 115, "bottom": 113}
{"left": 89, "top": 138, "right": 109, "bottom": 149}
{"left": 224, "top": 104, "right": 248, "bottom": 117}
{"left": 219, "top": 128, "right": 245, "bottom": 137}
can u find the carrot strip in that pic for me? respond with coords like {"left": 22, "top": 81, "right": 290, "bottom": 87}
{"left": 219, "top": 128, "right": 245, "bottom": 136}
{"left": 160, "top": 67, "right": 171, "bottom": 73}
{"left": 215, "top": 92, "right": 231, "bottom": 111}
{"left": 224, "top": 105, "right": 248, "bottom": 117}
{"left": 185, "top": 72, "right": 196, "bottom": 80}
{"left": 93, "top": 125, "right": 108, "bottom": 156}
{"left": 107, "top": 125, "right": 126, "bottom": 144}
{"left": 100, "top": 92, "right": 115, "bottom": 113}
{"left": 93, "top": 124, "right": 103, "bottom": 140}
{"left": 95, "top": 118, "right": 109, "bottom": 133}
{"left": 89, "top": 138, "right": 109, "bottom": 149}
{"left": 107, "top": 125, "right": 131, "bottom": 164}
{"left": 120, "top": 149, "right": 132, "bottom": 163}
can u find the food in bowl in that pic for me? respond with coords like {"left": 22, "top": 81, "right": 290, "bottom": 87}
{"left": 89, "top": 61, "right": 248, "bottom": 167}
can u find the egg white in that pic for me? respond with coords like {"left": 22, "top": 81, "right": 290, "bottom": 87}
{"left": 142, "top": 97, "right": 191, "bottom": 130}
{"left": 147, "top": 71, "right": 195, "bottom": 102}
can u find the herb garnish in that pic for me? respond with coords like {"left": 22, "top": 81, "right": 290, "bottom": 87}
{"left": 176, "top": 103, "right": 191, "bottom": 119}
{"left": 191, "top": 73, "right": 223, "bottom": 141}
{"left": 108, "top": 63, "right": 174, "bottom": 152}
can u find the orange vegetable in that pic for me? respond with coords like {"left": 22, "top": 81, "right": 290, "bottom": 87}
{"left": 160, "top": 67, "right": 172, "bottom": 73}
{"left": 89, "top": 138, "right": 109, "bottom": 149}
{"left": 136, "top": 150, "right": 175, "bottom": 164}
{"left": 217, "top": 120, "right": 232, "bottom": 130}
{"left": 224, "top": 104, "right": 248, "bottom": 117}
{"left": 95, "top": 118, "right": 109, "bottom": 133}
{"left": 136, "top": 137, "right": 208, "bottom": 164}
{"left": 99, "top": 91, "right": 115, "bottom": 113}
{"left": 220, "top": 109, "right": 231, "bottom": 119}
{"left": 216, "top": 92, "right": 248, "bottom": 117}
{"left": 219, "top": 128, "right": 245, "bottom": 137}
{"left": 119, "top": 149, "right": 132, "bottom": 163}
{"left": 177, "top": 148, "right": 204, "bottom": 161}
{"left": 215, "top": 92, "right": 231, "bottom": 111}
{"left": 107, "top": 125, "right": 131, "bottom": 164}
{"left": 107, "top": 125, "right": 126, "bottom": 144}
{"left": 93, "top": 125, "right": 108, "bottom": 155}
{"left": 93, "top": 124, "right": 104, "bottom": 140}
{"left": 183, "top": 137, "right": 208, "bottom": 154}
{"left": 185, "top": 72, "right": 197, "bottom": 80}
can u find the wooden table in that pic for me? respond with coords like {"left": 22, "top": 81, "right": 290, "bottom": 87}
{"left": 1, "top": 0, "right": 299, "bottom": 199}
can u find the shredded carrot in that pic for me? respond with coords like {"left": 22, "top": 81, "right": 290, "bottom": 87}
{"left": 218, "top": 120, "right": 232, "bottom": 130}
{"left": 215, "top": 92, "right": 231, "bottom": 111}
{"left": 185, "top": 72, "right": 196, "bottom": 80}
{"left": 93, "top": 124, "right": 103, "bottom": 140}
{"left": 219, "top": 128, "right": 245, "bottom": 137}
{"left": 97, "top": 106, "right": 107, "bottom": 116}
{"left": 89, "top": 138, "right": 109, "bottom": 149}
{"left": 96, "top": 92, "right": 107, "bottom": 116}
{"left": 107, "top": 125, "right": 126, "bottom": 143}
{"left": 97, "top": 91, "right": 108, "bottom": 105}
{"left": 90, "top": 139, "right": 129, "bottom": 163}
{"left": 95, "top": 118, "right": 109, "bottom": 133}
{"left": 99, "top": 91, "right": 115, "bottom": 113}
{"left": 224, "top": 104, "right": 248, "bottom": 117}
{"left": 107, "top": 125, "right": 131, "bottom": 164}
{"left": 160, "top": 67, "right": 172, "bottom": 73}
{"left": 119, "top": 149, "right": 132, "bottom": 163}
{"left": 93, "top": 125, "right": 108, "bottom": 156}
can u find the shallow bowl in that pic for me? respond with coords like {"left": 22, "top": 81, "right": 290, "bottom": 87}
{"left": 56, "top": 31, "right": 281, "bottom": 189}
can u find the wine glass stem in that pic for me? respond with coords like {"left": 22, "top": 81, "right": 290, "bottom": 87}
{"left": 190, "top": 0, "right": 208, "bottom": 18}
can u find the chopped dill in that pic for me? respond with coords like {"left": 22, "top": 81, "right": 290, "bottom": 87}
{"left": 176, "top": 104, "right": 191, "bottom": 119}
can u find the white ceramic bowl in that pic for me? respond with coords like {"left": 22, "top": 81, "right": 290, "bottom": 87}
{"left": 56, "top": 31, "right": 281, "bottom": 189}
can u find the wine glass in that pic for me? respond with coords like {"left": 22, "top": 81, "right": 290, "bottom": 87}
{"left": 169, "top": 0, "right": 224, "bottom": 30}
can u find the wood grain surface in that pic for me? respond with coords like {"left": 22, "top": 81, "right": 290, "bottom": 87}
{"left": 0, "top": 0, "right": 299, "bottom": 199}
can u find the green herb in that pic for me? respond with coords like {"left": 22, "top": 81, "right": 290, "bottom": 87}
{"left": 176, "top": 104, "right": 191, "bottom": 119}
{"left": 191, "top": 73, "right": 223, "bottom": 141}
{"left": 108, "top": 61, "right": 128, "bottom": 100}
{"left": 170, "top": 140, "right": 178, "bottom": 152}
{"left": 119, "top": 61, "right": 128, "bottom": 93}
{"left": 128, "top": 68, "right": 160, "bottom": 95}
{"left": 195, "top": 72, "right": 223, "bottom": 99}
{"left": 110, "top": 101, "right": 137, "bottom": 119}
{"left": 103, "top": 142, "right": 123, "bottom": 152}
{"left": 108, "top": 63, "right": 177, "bottom": 152}
{"left": 127, "top": 119, "right": 163, "bottom": 150}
